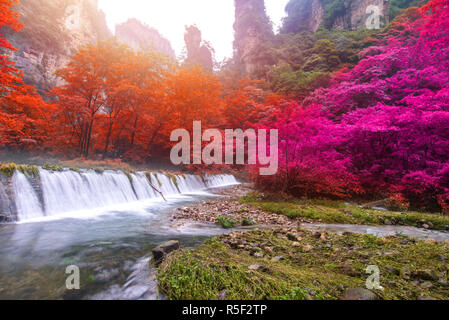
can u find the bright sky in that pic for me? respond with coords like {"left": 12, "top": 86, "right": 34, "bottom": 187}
{"left": 98, "top": 0, "right": 289, "bottom": 61}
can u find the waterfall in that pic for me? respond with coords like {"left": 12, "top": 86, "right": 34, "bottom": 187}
{"left": 1, "top": 169, "right": 238, "bottom": 222}
{"left": 12, "top": 172, "right": 44, "bottom": 221}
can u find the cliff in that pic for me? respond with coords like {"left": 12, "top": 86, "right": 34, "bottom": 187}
{"left": 115, "top": 19, "right": 175, "bottom": 58}
{"left": 3, "top": 0, "right": 111, "bottom": 94}
{"left": 281, "top": 0, "right": 391, "bottom": 33}
{"left": 233, "top": 0, "right": 276, "bottom": 77}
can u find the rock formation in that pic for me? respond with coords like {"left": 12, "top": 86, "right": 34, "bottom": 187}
{"left": 3, "top": 0, "right": 111, "bottom": 94}
{"left": 281, "top": 0, "right": 391, "bottom": 33}
{"left": 233, "top": 0, "right": 275, "bottom": 77}
{"left": 184, "top": 25, "right": 213, "bottom": 72}
{"left": 115, "top": 19, "right": 175, "bottom": 58}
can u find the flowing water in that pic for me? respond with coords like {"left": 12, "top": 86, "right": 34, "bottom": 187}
{"left": 0, "top": 169, "right": 239, "bottom": 299}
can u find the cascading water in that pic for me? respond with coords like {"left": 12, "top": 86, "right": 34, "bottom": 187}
{"left": 3, "top": 169, "right": 238, "bottom": 222}
{"left": 12, "top": 172, "right": 44, "bottom": 221}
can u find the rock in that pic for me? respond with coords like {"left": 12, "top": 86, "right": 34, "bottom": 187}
{"left": 254, "top": 252, "right": 264, "bottom": 258}
{"left": 313, "top": 231, "right": 322, "bottom": 239}
{"left": 272, "top": 256, "right": 284, "bottom": 262}
{"left": 422, "top": 224, "right": 430, "bottom": 229}
{"left": 420, "top": 281, "right": 434, "bottom": 289}
{"left": 218, "top": 290, "right": 227, "bottom": 300}
{"left": 340, "top": 261, "right": 358, "bottom": 276}
{"left": 291, "top": 242, "right": 301, "bottom": 248}
{"left": 287, "top": 233, "right": 299, "bottom": 241}
{"left": 263, "top": 247, "right": 274, "bottom": 254}
{"left": 248, "top": 264, "right": 267, "bottom": 272}
{"left": 152, "top": 240, "right": 180, "bottom": 264}
{"left": 438, "top": 278, "right": 448, "bottom": 286}
{"left": 415, "top": 269, "right": 439, "bottom": 281}
{"left": 320, "top": 233, "right": 327, "bottom": 241}
{"left": 303, "top": 244, "right": 313, "bottom": 252}
{"left": 425, "top": 239, "right": 437, "bottom": 245}
{"left": 418, "top": 296, "right": 437, "bottom": 300}
{"left": 401, "top": 267, "right": 411, "bottom": 280}
{"left": 342, "top": 288, "right": 380, "bottom": 300}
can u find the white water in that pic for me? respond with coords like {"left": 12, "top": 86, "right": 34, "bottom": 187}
{"left": 10, "top": 169, "right": 238, "bottom": 222}
{"left": 12, "top": 172, "right": 44, "bottom": 221}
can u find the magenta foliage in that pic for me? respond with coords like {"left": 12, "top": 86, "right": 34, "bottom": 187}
{"left": 257, "top": 0, "right": 449, "bottom": 210}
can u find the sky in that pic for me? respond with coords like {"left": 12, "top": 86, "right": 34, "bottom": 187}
{"left": 98, "top": 0, "right": 290, "bottom": 61}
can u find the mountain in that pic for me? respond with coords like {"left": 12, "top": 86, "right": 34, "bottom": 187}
{"left": 3, "top": 0, "right": 111, "bottom": 94}
{"left": 115, "top": 19, "right": 175, "bottom": 58}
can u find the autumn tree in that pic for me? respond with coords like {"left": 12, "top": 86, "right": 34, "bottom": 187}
{"left": 0, "top": 0, "right": 55, "bottom": 150}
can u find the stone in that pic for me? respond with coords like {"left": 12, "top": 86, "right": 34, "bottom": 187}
{"left": 248, "top": 264, "right": 267, "bottom": 272}
{"left": 303, "top": 244, "right": 313, "bottom": 252}
{"left": 415, "top": 269, "right": 439, "bottom": 281}
{"left": 418, "top": 296, "right": 437, "bottom": 300}
{"left": 340, "top": 261, "right": 358, "bottom": 276}
{"left": 342, "top": 288, "right": 380, "bottom": 300}
{"left": 218, "top": 290, "right": 227, "bottom": 300}
{"left": 420, "top": 281, "right": 434, "bottom": 289}
{"left": 291, "top": 242, "right": 301, "bottom": 247}
{"left": 272, "top": 256, "right": 284, "bottom": 262}
{"left": 254, "top": 252, "right": 264, "bottom": 258}
{"left": 152, "top": 240, "right": 180, "bottom": 264}
{"left": 287, "top": 233, "right": 299, "bottom": 241}
{"left": 313, "top": 231, "right": 322, "bottom": 239}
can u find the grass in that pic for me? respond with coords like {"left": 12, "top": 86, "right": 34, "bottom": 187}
{"left": 240, "top": 193, "right": 449, "bottom": 231}
{"left": 217, "top": 216, "right": 239, "bottom": 229}
{"left": 158, "top": 228, "right": 449, "bottom": 300}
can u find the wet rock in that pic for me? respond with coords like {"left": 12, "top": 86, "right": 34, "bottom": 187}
{"left": 342, "top": 288, "right": 380, "bottom": 300}
{"left": 152, "top": 240, "right": 180, "bottom": 264}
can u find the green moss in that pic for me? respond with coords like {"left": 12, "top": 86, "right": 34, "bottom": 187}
{"left": 241, "top": 193, "right": 449, "bottom": 231}
{"left": 124, "top": 172, "right": 133, "bottom": 184}
{"left": 158, "top": 228, "right": 449, "bottom": 300}
{"left": 0, "top": 163, "right": 40, "bottom": 177}
{"left": 42, "top": 164, "right": 64, "bottom": 172}
{"left": 153, "top": 173, "right": 162, "bottom": 187}
{"left": 242, "top": 217, "right": 256, "bottom": 226}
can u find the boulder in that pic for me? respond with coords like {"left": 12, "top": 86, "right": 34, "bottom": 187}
{"left": 342, "top": 288, "right": 380, "bottom": 300}
{"left": 152, "top": 240, "right": 180, "bottom": 264}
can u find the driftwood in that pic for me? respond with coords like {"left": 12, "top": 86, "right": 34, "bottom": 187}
{"left": 148, "top": 181, "right": 167, "bottom": 202}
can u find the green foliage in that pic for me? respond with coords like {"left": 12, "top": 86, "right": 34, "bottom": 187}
{"left": 42, "top": 164, "right": 64, "bottom": 172}
{"left": 242, "top": 217, "right": 256, "bottom": 226}
{"left": 0, "top": 163, "right": 40, "bottom": 177}
{"left": 216, "top": 216, "right": 239, "bottom": 229}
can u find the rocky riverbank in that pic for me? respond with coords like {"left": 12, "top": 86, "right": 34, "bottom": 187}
{"left": 169, "top": 184, "right": 309, "bottom": 228}
{"left": 157, "top": 227, "right": 449, "bottom": 300}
